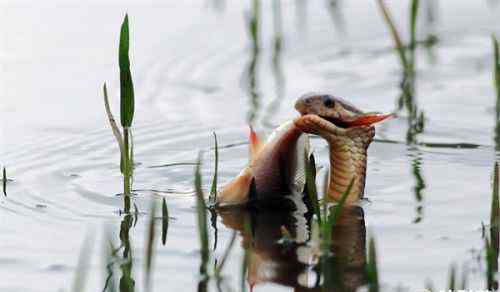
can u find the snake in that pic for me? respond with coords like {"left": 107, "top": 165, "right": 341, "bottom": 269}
{"left": 216, "top": 93, "right": 391, "bottom": 207}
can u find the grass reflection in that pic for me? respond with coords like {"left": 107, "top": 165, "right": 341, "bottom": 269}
{"left": 262, "top": 0, "right": 285, "bottom": 128}
{"left": 376, "top": 0, "right": 425, "bottom": 144}
{"left": 243, "top": 0, "right": 261, "bottom": 125}
{"left": 410, "top": 148, "right": 426, "bottom": 223}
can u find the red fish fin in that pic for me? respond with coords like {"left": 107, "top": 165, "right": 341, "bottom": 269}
{"left": 249, "top": 125, "right": 263, "bottom": 160}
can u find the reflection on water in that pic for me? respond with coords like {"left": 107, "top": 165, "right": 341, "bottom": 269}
{"left": 262, "top": 0, "right": 285, "bottom": 128}
{"left": 218, "top": 198, "right": 367, "bottom": 291}
{"left": 326, "top": 0, "right": 345, "bottom": 35}
{"left": 409, "top": 148, "right": 426, "bottom": 223}
{"left": 422, "top": 0, "right": 439, "bottom": 63}
{"left": 295, "top": 0, "right": 308, "bottom": 36}
{"left": 103, "top": 215, "right": 136, "bottom": 292}
{"left": 244, "top": 0, "right": 262, "bottom": 125}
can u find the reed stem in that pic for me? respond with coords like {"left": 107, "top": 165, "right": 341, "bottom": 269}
{"left": 123, "top": 127, "right": 131, "bottom": 213}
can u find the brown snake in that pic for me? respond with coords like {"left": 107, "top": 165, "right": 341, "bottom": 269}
{"left": 216, "top": 93, "right": 391, "bottom": 207}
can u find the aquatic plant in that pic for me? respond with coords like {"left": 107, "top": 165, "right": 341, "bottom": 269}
{"left": 305, "top": 154, "right": 321, "bottom": 224}
{"left": 376, "top": 0, "right": 408, "bottom": 70}
{"left": 244, "top": 0, "right": 261, "bottom": 125}
{"left": 492, "top": 36, "right": 500, "bottom": 150}
{"left": 208, "top": 133, "right": 220, "bottom": 252}
{"left": 376, "top": 0, "right": 425, "bottom": 144}
{"left": 2, "top": 167, "right": 6, "bottom": 197}
{"left": 195, "top": 152, "right": 210, "bottom": 277}
{"left": 493, "top": 36, "right": 500, "bottom": 108}
{"left": 145, "top": 200, "right": 157, "bottom": 292}
{"left": 103, "top": 14, "right": 136, "bottom": 213}
{"left": 209, "top": 132, "right": 219, "bottom": 205}
{"left": 320, "top": 178, "right": 353, "bottom": 253}
{"left": 214, "top": 231, "right": 236, "bottom": 277}
{"left": 411, "top": 150, "right": 426, "bottom": 223}
{"left": 304, "top": 153, "right": 353, "bottom": 249}
{"left": 486, "top": 162, "right": 499, "bottom": 290}
{"left": 366, "top": 236, "right": 379, "bottom": 292}
{"left": 161, "top": 198, "right": 169, "bottom": 245}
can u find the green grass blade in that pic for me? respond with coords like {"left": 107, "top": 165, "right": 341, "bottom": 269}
{"left": 119, "top": 14, "right": 135, "bottom": 128}
{"left": 494, "top": 36, "right": 500, "bottom": 104}
{"left": 489, "top": 163, "right": 500, "bottom": 290}
{"left": 375, "top": 0, "right": 408, "bottom": 70}
{"left": 320, "top": 177, "right": 354, "bottom": 251}
{"left": 209, "top": 132, "right": 219, "bottom": 205}
{"left": 71, "top": 234, "right": 94, "bottom": 292}
{"left": 129, "top": 128, "right": 134, "bottom": 174}
{"left": 491, "top": 163, "right": 499, "bottom": 229}
{"left": 330, "top": 177, "right": 355, "bottom": 227}
{"left": 249, "top": 0, "right": 260, "bottom": 54}
{"left": 305, "top": 154, "right": 321, "bottom": 224}
{"left": 409, "top": 0, "right": 419, "bottom": 51}
{"left": 409, "top": 0, "right": 420, "bottom": 71}
{"left": 214, "top": 231, "right": 237, "bottom": 276}
{"left": 448, "top": 264, "right": 456, "bottom": 291}
{"left": 102, "top": 83, "right": 125, "bottom": 161}
{"left": 366, "top": 236, "right": 379, "bottom": 292}
{"left": 485, "top": 236, "right": 497, "bottom": 290}
{"left": 133, "top": 203, "right": 139, "bottom": 227}
{"left": 162, "top": 198, "right": 169, "bottom": 245}
{"left": 2, "top": 167, "right": 6, "bottom": 197}
{"left": 144, "top": 199, "right": 157, "bottom": 292}
{"left": 195, "top": 152, "right": 209, "bottom": 275}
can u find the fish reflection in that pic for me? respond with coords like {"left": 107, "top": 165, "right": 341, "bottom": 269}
{"left": 218, "top": 200, "right": 367, "bottom": 291}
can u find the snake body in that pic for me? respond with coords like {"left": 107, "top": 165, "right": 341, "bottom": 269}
{"left": 217, "top": 93, "right": 389, "bottom": 207}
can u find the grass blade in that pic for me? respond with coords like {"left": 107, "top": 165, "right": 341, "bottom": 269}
{"left": 375, "top": 0, "right": 408, "bottom": 69}
{"left": 209, "top": 132, "right": 219, "bottom": 205}
{"left": 102, "top": 83, "right": 125, "bottom": 159}
{"left": 366, "top": 236, "right": 379, "bottom": 292}
{"left": 448, "top": 264, "right": 456, "bottom": 291}
{"left": 330, "top": 177, "right": 355, "bottom": 226}
{"left": 488, "top": 162, "right": 500, "bottom": 290}
{"left": 214, "top": 231, "right": 237, "bottom": 276}
{"left": 305, "top": 154, "right": 321, "bottom": 224}
{"left": 494, "top": 36, "right": 500, "bottom": 105}
{"left": 162, "top": 198, "right": 169, "bottom": 245}
{"left": 409, "top": 0, "right": 419, "bottom": 51}
{"left": 409, "top": 0, "right": 420, "bottom": 71}
{"left": 491, "top": 163, "right": 499, "bottom": 229}
{"left": 2, "top": 167, "right": 6, "bottom": 197}
{"left": 195, "top": 152, "right": 210, "bottom": 275}
{"left": 119, "top": 14, "right": 135, "bottom": 128}
{"left": 321, "top": 177, "right": 354, "bottom": 251}
{"left": 144, "top": 199, "right": 157, "bottom": 292}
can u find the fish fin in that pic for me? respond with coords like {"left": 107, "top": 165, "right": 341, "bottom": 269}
{"left": 249, "top": 126, "right": 263, "bottom": 161}
{"left": 217, "top": 167, "right": 254, "bottom": 207}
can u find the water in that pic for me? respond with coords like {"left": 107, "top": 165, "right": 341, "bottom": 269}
{"left": 2, "top": 0, "right": 500, "bottom": 291}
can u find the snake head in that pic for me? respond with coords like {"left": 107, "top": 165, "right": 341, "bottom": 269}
{"left": 294, "top": 93, "right": 392, "bottom": 141}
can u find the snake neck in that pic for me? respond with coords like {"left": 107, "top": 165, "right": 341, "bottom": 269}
{"left": 325, "top": 128, "right": 374, "bottom": 204}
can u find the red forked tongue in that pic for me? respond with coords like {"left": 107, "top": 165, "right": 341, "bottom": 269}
{"left": 344, "top": 113, "right": 393, "bottom": 127}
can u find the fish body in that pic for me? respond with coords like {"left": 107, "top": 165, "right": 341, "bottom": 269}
{"left": 217, "top": 121, "right": 311, "bottom": 207}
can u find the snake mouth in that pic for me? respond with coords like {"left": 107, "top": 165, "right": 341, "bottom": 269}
{"left": 318, "top": 113, "right": 393, "bottom": 129}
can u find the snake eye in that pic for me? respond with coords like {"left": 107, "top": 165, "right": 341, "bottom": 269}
{"left": 322, "top": 95, "right": 335, "bottom": 108}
